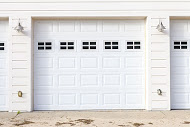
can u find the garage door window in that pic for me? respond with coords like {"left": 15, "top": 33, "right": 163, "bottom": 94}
{"left": 60, "top": 41, "right": 74, "bottom": 50}
{"left": 127, "top": 41, "right": 141, "bottom": 50}
{"left": 173, "top": 41, "right": 188, "bottom": 50}
{"left": 104, "top": 41, "right": 119, "bottom": 50}
{"left": 82, "top": 41, "right": 97, "bottom": 50}
{"left": 38, "top": 42, "right": 52, "bottom": 50}
{"left": 0, "top": 42, "right": 4, "bottom": 50}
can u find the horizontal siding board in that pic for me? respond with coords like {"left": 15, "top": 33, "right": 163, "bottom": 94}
{"left": 152, "top": 101, "right": 168, "bottom": 109}
{"left": 0, "top": 3, "right": 189, "bottom": 11}
{"left": 12, "top": 77, "right": 28, "bottom": 86}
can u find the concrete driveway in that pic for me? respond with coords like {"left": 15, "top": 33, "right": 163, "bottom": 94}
{"left": 0, "top": 110, "right": 190, "bottom": 127}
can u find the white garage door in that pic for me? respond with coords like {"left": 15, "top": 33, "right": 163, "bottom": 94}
{"left": 0, "top": 21, "right": 9, "bottom": 111}
{"left": 171, "top": 20, "right": 190, "bottom": 109}
{"left": 34, "top": 20, "right": 145, "bottom": 110}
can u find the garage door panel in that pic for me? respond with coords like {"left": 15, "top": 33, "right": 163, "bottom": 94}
{"left": 59, "top": 75, "right": 76, "bottom": 87}
{"left": 171, "top": 57, "right": 189, "bottom": 67}
{"left": 34, "top": 75, "right": 53, "bottom": 87}
{"left": 35, "top": 58, "right": 54, "bottom": 68}
{"left": 59, "top": 58, "right": 76, "bottom": 69}
{"left": 0, "top": 21, "right": 8, "bottom": 111}
{"left": 102, "top": 57, "right": 121, "bottom": 69}
{"left": 0, "top": 94, "right": 8, "bottom": 111}
{"left": 171, "top": 20, "right": 190, "bottom": 109}
{"left": 80, "top": 57, "right": 98, "bottom": 69}
{"left": 34, "top": 20, "right": 145, "bottom": 110}
{"left": 171, "top": 75, "right": 189, "bottom": 85}
{"left": 172, "top": 93, "right": 189, "bottom": 104}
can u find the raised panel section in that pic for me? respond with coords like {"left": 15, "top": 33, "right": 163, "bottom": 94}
{"left": 81, "top": 94, "right": 98, "bottom": 105}
{"left": 59, "top": 58, "right": 76, "bottom": 68}
{"left": 125, "top": 22, "right": 142, "bottom": 31}
{"left": 59, "top": 21, "right": 75, "bottom": 32}
{"left": 125, "top": 57, "right": 142, "bottom": 68}
{"left": 103, "top": 21, "right": 119, "bottom": 32}
{"left": 172, "top": 75, "right": 189, "bottom": 85}
{"left": 35, "top": 94, "right": 53, "bottom": 105}
{"left": 171, "top": 57, "right": 188, "bottom": 67}
{"left": 103, "top": 57, "right": 120, "bottom": 68}
{"left": 0, "top": 21, "right": 7, "bottom": 32}
{"left": 103, "top": 94, "right": 121, "bottom": 105}
{"left": 35, "top": 75, "right": 53, "bottom": 87}
{"left": 0, "top": 76, "right": 6, "bottom": 88}
{"left": 0, "top": 95, "right": 6, "bottom": 106}
{"left": 35, "top": 21, "right": 53, "bottom": 32}
{"left": 126, "top": 94, "right": 142, "bottom": 104}
{"left": 81, "top": 57, "right": 98, "bottom": 69}
{"left": 103, "top": 75, "right": 120, "bottom": 86}
{"left": 81, "top": 75, "right": 98, "bottom": 86}
{"left": 126, "top": 75, "right": 142, "bottom": 85}
{"left": 59, "top": 75, "right": 76, "bottom": 87}
{"left": 0, "top": 59, "right": 6, "bottom": 69}
{"left": 59, "top": 94, "right": 76, "bottom": 105}
{"left": 81, "top": 21, "right": 97, "bottom": 32}
{"left": 172, "top": 93, "right": 189, "bottom": 103}
{"left": 35, "top": 58, "right": 53, "bottom": 68}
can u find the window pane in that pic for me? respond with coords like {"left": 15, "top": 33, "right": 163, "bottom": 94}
{"left": 68, "top": 42, "right": 74, "bottom": 45}
{"left": 112, "top": 42, "right": 118, "bottom": 45}
{"left": 134, "top": 46, "right": 140, "bottom": 49}
{"left": 127, "top": 42, "right": 133, "bottom": 45}
{"left": 83, "top": 46, "right": 89, "bottom": 49}
{"left": 38, "top": 42, "right": 44, "bottom": 45}
{"left": 105, "top": 46, "right": 111, "bottom": 49}
{"left": 60, "top": 42, "right": 66, "bottom": 45}
{"left": 181, "top": 46, "right": 187, "bottom": 49}
{"left": 105, "top": 42, "right": 111, "bottom": 45}
{"left": 83, "top": 42, "right": 89, "bottom": 45}
{"left": 46, "top": 42, "right": 51, "bottom": 45}
{"left": 134, "top": 42, "right": 140, "bottom": 45}
{"left": 112, "top": 46, "right": 118, "bottom": 49}
{"left": 174, "top": 46, "right": 180, "bottom": 49}
{"left": 38, "top": 47, "right": 44, "bottom": 50}
{"left": 90, "top": 46, "right": 96, "bottom": 49}
{"left": 68, "top": 46, "right": 74, "bottom": 49}
{"left": 60, "top": 46, "right": 67, "bottom": 49}
{"left": 127, "top": 46, "right": 133, "bottom": 49}
{"left": 181, "top": 42, "right": 187, "bottom": 45}
{"left": 174, "top": 42, "right": 180, "bottom": 45}
{"left": 90, "top": 42, "right": 96, "bottom": 45}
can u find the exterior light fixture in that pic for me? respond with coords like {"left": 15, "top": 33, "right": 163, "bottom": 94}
{"left": 14, "top": 19, "right": 24, "bottom": 33}
{"left": 18, "top": 91, "right": 23, "bottom": 97}
{"left": 157, "top": 89, "right": 162, "bottom": 95}
{"left": 156, "top": 20, "right": 166, "bottom": 32}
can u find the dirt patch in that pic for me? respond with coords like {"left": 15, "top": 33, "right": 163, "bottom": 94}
{"left": 55, "top": 122, "right": 76, "bottom": 126}
{"left": 183, "top": 121, "right": 190, "bottom": 124}
{"left": 75, "top": 119, "right": 94, "bottom": 125}
{"left": 133, "top": 123, "right": 144, "bottom": 127}
{"left": 118, "top": 125, "right": 128, "bottom": 127}
{"left": 13, "top": 120, "right": 34, "bottom": 126}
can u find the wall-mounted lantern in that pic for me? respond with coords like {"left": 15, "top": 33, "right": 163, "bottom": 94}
{"left": 157, "top": 89, "right": 162, "bottom": 95}
{"left": 18, "top": 91, "right": 23, "bottom": 97}
{"left": 156, "top": 20, "right": 166, "bottom": 32}
{"left": 14, "top": 19, "right": 24, "bottom": 33}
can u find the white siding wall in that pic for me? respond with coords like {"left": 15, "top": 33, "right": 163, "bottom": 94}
{"left": 9, "top": 17, "right": 32, "bottom": 112}
{"left": 147, "top": 17, "right": 170, "bottom": 110}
